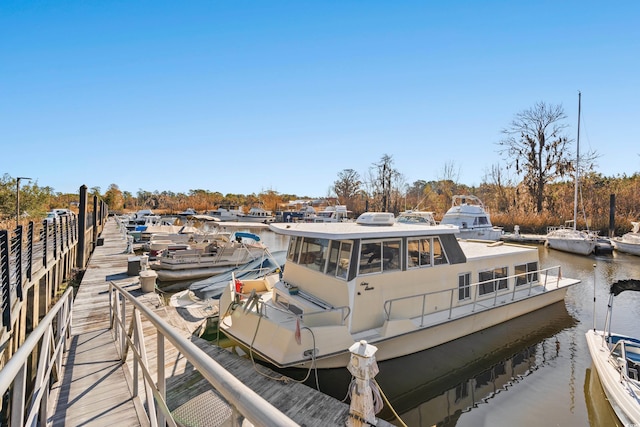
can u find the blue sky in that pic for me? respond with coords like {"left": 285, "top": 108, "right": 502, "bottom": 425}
{"left": 2, "top": 1, "right": 638, "bottom": 198}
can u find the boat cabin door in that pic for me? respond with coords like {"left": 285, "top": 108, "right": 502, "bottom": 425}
{"left": 350, "top": 240, "right": 399, "bottom": 333}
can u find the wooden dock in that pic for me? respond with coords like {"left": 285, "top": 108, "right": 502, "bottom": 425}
{"left": 48, "top": 217, "right": 393, "bottom": 426}
{"left": 500, "top": 232, "right": 546, "bottom": 244}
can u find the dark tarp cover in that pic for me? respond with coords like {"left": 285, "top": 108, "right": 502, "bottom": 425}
{"left": 610, "top": 279, "right": 640, "bottom": 296}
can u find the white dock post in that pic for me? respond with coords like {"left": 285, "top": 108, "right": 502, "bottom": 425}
{"left": 126, "top": 235, "right": 134, "bottom": 253}
{"left": 346, "top": 340, "right": 379, "bottom": 427}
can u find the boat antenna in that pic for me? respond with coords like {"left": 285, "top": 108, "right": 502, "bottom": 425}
{"left": 592, "top": 263, "right": 597, "bottom": 331}
{"left": 573, "top": 91, "right": 581, "bottom": 231}
{"left": 413, "top": 194, "right": 429, "bottom": 211}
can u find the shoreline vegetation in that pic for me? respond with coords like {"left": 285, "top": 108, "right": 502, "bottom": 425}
{"left": 1, "top": 170, "right": 639, "bottom": 236}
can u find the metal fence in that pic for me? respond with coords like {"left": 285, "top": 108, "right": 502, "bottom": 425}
{"left": 109, "top": 281, "right": 298, "bottom": 427}
{"left": 0, "top": 287, "right": 73, "bottom": 426}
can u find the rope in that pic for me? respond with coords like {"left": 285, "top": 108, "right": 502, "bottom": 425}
{"left": 373, "top": 379, "right": 408, "bottom": 427}
{"left": 346, "top": 377, "right": 384, "bottom": 417}
{"left": 246, "top": 306, "right": 320, "bottom": 387}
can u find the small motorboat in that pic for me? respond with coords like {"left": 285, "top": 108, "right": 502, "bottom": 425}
{"left": 585, "top": 279, "right": 640, "bottom": 426}
{"left": 612, "top": 221, "right": 640, "bottom": 256}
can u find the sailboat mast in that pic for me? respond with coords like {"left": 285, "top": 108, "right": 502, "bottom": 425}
{"left": 573, "top": 91, "right": 581, "bottom": 231}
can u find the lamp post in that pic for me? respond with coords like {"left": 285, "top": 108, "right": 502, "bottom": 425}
{"left": 16, "top": 176, "right": 31, "bottom": 228}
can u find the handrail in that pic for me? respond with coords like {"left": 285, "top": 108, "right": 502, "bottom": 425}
{"left": 108, "top": 281, "right": 299, "bottom": 427}
{"left": 613, "top": 340, "right": 640, "bottom": 394}
{"left": 383, "top": 265, "right": 563, "bottom": 323}
{"left": 0, "top": 287, "right": 73, "bottom": 427}
{"left": 259, "top": 298, "right": 351, "bottom": 325}
{"left": 231, "top": 274, "right": 351, "bottom": 325}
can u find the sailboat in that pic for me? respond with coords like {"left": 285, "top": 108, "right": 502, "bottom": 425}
{"left": 545, "top": 92, "right": 597, "bottom": 256}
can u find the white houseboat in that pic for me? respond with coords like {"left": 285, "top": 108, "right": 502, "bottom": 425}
{"left": 237, "top": 207, "right": 276, "bottom": 223}
{"left": 440, "top": 195, "right": 503, "bottom": 241}
{"left": 219, "top": 212, "right": 580, "bottom": 369}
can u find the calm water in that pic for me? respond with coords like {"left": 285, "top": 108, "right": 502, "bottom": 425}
{"left": 221, "top": 228, "right": 640, "bottom": 426}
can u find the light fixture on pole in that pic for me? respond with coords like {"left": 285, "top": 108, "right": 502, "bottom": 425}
{"left": 16, "top": 176, "right": 31, "bottom": 228}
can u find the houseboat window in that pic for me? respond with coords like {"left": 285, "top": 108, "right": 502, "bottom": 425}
{"left": 326, "top": 240, "right": 340, "bottom": 276}
{"left": 382, "top": 240, "right": 401, "bottom": 271}
{"left": 407, "top": 238, "right": 431, "bottom": 268}
{"left": 478, "top": 267, "right": 508, "bottom": 295}
{"left": 458, "top": 272, "right": 471, "bottom": 300}
{"left": 432, "top": 238, "right": 448, "bottom": 265}
{"left": 515, "top": 262, "right": 539, "bottom": 286}
{"left": 359, "top": 242, "right": 382, "bottom": 275}
{"left": 299, "top": 237, "right": 330, "bottom": 272}
{"left": 475, "top": 216, "right": 489, "bottom": 226}
{"left": 527, "top": 261, "right": 538, "bottom": 283}
{"left": 326, "top": 240, "right": 352, "bottom": 280}
{"left": 359, "top": 239, "right": 401, "bottom": 275}
{"left": 287, "top": 236, "right": 301, "bottom": 263}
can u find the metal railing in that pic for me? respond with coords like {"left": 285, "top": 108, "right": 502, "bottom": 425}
{"left": 383, "top": 265, "right": 564, "bottom": 326}
{"left": 108, "top": 281, "right": 299, "bottom": 427}
{"left": 0, "top": 287, "right": 73, "bottom": 427}
{"left": 228, "top": 274, "right": 351, "bottom": 327}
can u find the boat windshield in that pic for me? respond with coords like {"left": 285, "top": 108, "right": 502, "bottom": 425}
{"left": 287, "top": 236, "right": 353, "bottom": 280}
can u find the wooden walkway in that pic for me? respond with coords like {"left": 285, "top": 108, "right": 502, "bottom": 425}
{"left": 48, "top": 218, "right": 390, "bottom": 427}
{"left": 47, "top": 220, "right": 149, "bottom": 426}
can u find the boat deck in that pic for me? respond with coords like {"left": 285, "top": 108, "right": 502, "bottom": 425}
{"left": 353, "top": 278, "right": 570, "bottom": 343}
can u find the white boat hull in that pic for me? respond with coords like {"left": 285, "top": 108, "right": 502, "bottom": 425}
{"left": 155, "top": 266, "right": 232, "bottom": 282}
{"left": 612, "top": 238, "right": 640, "bottom": 256}
{"left": 586, "top": 329, "right": 640, "bottom": 426}
{"left": 222, "top": 282, "right": 572, "bottom": 369}
{"left": 546, "top": 236, "right": 596, "bottom": 255}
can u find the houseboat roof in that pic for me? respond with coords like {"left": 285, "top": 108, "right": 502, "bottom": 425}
{"left": 269, "top": 220, "right": 460, "bottom": 240}
{"left": 458, "top": 239, "right": 536, "bottom": 258}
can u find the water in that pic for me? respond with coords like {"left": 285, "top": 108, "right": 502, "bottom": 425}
{"left": 218, "top": 229, "right": 640, "bottom": 426}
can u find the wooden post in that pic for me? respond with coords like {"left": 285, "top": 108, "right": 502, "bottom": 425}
{"left": 609, "top": 194, "right": 615, "bottom": 238}
{"left": 76, "top": 185, "right": 88, "bottom": 269}
{"left": 92, "top": 194, "right": 98, "bottom": 249}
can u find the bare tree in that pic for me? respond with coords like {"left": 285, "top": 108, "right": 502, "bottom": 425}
{"left": 437, "top": 161, "right": 460, "bottom": 207}
{"left": 333, "top": 169, "right": 362, "bottom": 208}
{"left": 368, "top": 154, "right": 400, "bottom": 212}
{"left": 483, "top": 163, "right": 513, "bottom": 212}
{"left": 498, "top": 102, "right": 573, "bottom": 213}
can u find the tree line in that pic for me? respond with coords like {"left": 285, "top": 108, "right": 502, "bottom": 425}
{"left": 2, "top": 101, "right": 638, "bottom": 234}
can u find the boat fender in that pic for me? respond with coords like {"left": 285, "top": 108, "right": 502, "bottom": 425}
{"left": 235, "top": 279, "right": 244, "bottom": 294}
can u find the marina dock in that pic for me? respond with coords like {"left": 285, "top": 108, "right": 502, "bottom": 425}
{"left": 46, "top": 217, "right": 394, "bottom": 426}
{"left": 500, "top": 232, "right": 547, "bottom": 244}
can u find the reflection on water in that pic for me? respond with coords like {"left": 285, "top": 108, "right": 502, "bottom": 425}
{"left": 379, "top": 302, "right": 576, "bottom": 426}
{"left": 584, "top": 366, "right": 622, "bottom": 426}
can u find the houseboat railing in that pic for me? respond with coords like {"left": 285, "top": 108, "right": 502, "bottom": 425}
{"left": 0, "top": 286, "right": 73, "bottom": 427}
{"left": 383, "top": 265, "right": 563, "bottom": 325}
{"left": 108, "top": 281, "right": 298, "bottom": 427}
{"left": 227, "top": 272, "right": 350, "bottom": 326}
{"left": 241, "top": 290, "right": 351, "bottom": 326}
